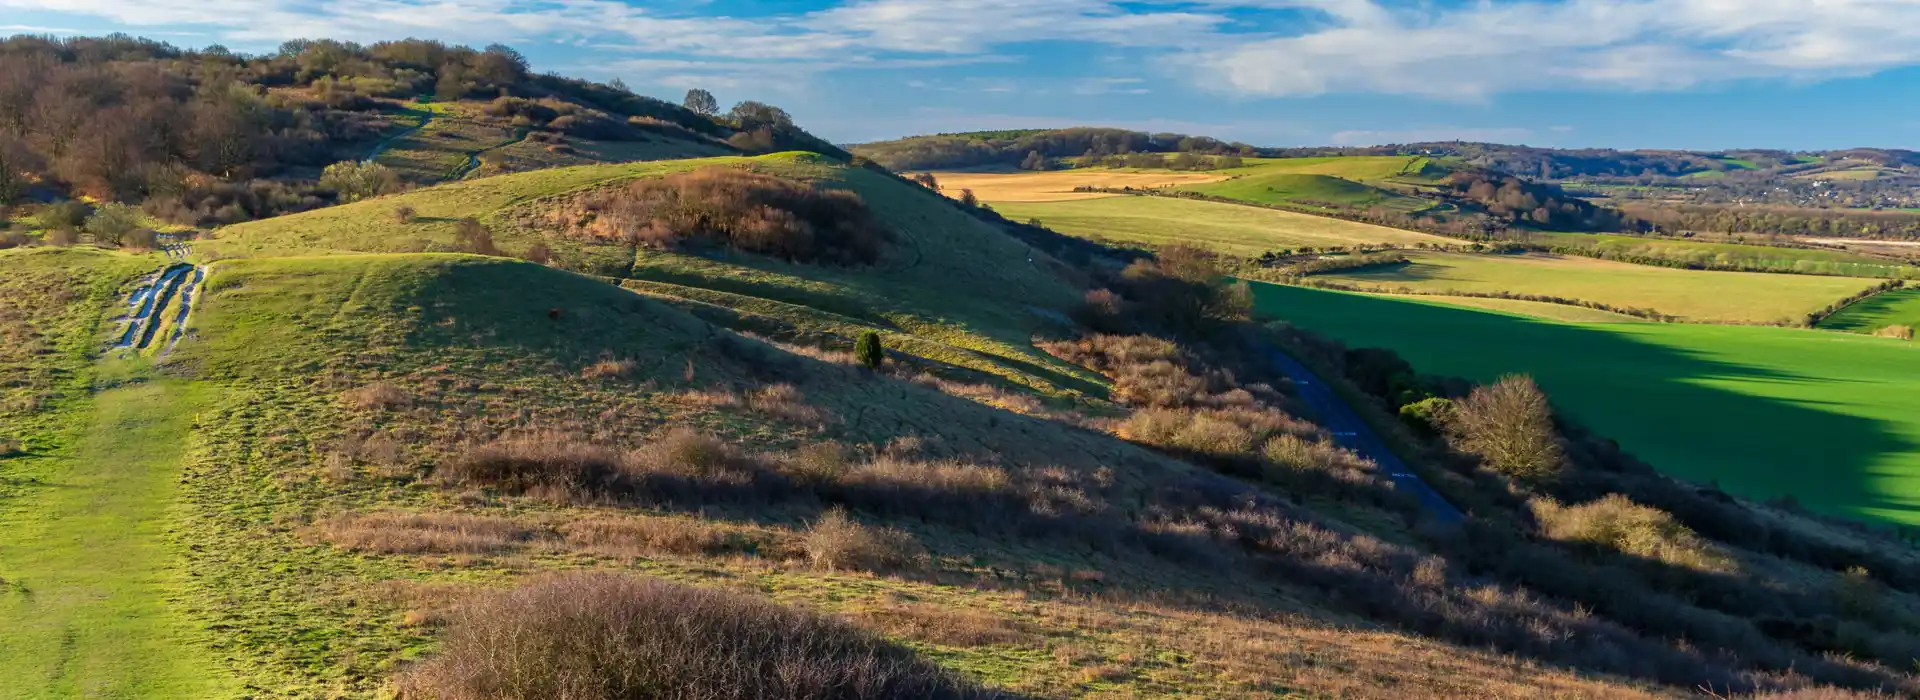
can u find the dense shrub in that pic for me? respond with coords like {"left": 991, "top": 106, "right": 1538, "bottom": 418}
{"left": 552, "top": 167, "right": 893, "bottom": 265}
{"left": 398, "top": 573, "right": 996, "bottom": 700}
{"left": 83, "top": 202, "right": 141, "bottom": 246}
{"left": 854, "top": 330, "right": 884, "bottom": 369}
{"left": 320, "top": 160, "right": 399, "bottom": 202}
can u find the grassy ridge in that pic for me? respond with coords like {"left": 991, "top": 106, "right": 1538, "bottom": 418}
{"left": 1310, "top": 250, "right": 1884, "bottom": 324}
{"left": 1185, "top": 173, "right": 1429, "bottom": 212}
{"left": 1254, "top": 282, "right": 1920, "bottom": 526}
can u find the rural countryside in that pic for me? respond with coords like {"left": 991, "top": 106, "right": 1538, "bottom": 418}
{"left": 8, "top": 1, "right": 1920, "bottom": 698}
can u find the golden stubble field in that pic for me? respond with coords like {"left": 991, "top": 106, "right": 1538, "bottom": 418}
{"left": 929, "top": 170, "right": 1230, "bottom": 202}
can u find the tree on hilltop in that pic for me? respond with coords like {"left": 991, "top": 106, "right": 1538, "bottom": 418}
{"left": 683, "top": 89, "right": 718, "bottom": 116}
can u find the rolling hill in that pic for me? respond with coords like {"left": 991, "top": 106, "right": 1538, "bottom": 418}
{"left": 11, "top": 35, "right": 1920, "bottom": 700}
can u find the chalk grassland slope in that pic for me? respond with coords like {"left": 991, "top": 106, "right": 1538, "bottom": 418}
{"left": 1311, "top": 251, "right": 1884, "bottom": 324}
{"left": 1534, "top": 232, "right": 1920, "bottom": 279}
{"left": 1254, "top": 282, "right": 1920, "bottom": 526}
{"left": 89, "top": 253, "right": 1660, "bottom": 698}
{"left": 929, "top": 170, "right": 1229, "bottom": 202}
{"left": 203, "top": 153, "right": 1103, "bottom": 397}
{"left": 0, "top": 248, "right": 236, "bottom": 698}
{"left": 1818, "top": 288, "right": 1920, "bottom": 333}
{"left": 988, "top": 196, "right": 1456, "bottom": 257}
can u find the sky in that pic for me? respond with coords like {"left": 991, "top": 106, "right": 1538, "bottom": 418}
{"left": 5, "top": 0, "right": 1920, "bottom": 151}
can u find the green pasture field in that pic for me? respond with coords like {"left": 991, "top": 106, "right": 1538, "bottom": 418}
{"left": 1817, "top": 288, "right": 1920, "bottom": 334}
{"left": 991, "top": 196, "right": 1455, "bottom": 257}
{"left": 1253, "top": 282, "right": 1920, "bottom": 527}
{"left": 1309, "top": 250, "right": 1883, "bottom": 324}
{"left": 1532, "top": 232, "right": 1919, "bottom": 279}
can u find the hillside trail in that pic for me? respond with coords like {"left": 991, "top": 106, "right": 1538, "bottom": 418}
{"left": 0, "top": 378, "right": 235, "bottom": 699}
{"left": 1269, "top": 350, "right": 1466, "bottom": 523}
{"left": 363, "top": 107, "right": 434, "bottom": 163}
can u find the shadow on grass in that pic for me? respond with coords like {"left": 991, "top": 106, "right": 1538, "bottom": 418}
{"left": 1250, "top": 281, "right": 1920, "bottom": 526}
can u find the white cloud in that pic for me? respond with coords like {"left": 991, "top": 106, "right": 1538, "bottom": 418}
{"left": 1187, "top": 0, "right": 1920, "bottom": 98}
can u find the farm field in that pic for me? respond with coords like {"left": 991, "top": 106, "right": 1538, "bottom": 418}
{"left": 1817, "top": 288, "right": 1920, "bottom": 334}
{"left": 929, "top": 169, "right": 1227, "bottom": 202}
{"left": 1218, "top": 155, "right": 1438, "bottom": 181}
{"left": 1535, "top": 231, "right": 1918, "bottom": 279}
{"left": 1358, "top": 293, "right": 1649, "bottom": 323}
{"left": 991, "top": 196, "right": 1455, "bottom": 256}
{"left": 1310, "top": 250, "right": 1883, "bottom": 324}
{"left": 1253, "top": 282, "right": 1920, "bottom": 526}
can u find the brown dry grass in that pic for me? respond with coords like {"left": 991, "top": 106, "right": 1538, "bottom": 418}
{"left": 339, "top": 381, "right": 412, "bottom": 410}
{"left": 316, "top": 511, "right": 546, "bottom": 555}
{"left": 560, "top": 515, "right": 767, "bottom": 559}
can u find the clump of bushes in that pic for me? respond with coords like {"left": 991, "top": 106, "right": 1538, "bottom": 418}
{"left": 551, "top": 166, "right": 893, "bottom": 265}
{"left": 397, "top": 573, "right": 995, "bottom": 700}
{"left": 1529, "top": 494, "right": 1730, "bottom": 572}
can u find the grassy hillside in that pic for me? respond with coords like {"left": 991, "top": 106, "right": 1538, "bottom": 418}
{"left": 1310, "top": 250, "right": 1883, "bottom": 324}
{"left": 1254, "top": 282, "right": 1920, "bottom": 526}
{"left": 204, "top": 153, "right": 1099, "bottom": 397}
{"left": 990, "top": 196, "right": 1454, "bottom": 256}
{"left": 1819, "top": 288, "right": 1920, "bottom": 334}
{"left": 1183, "top": 173, "right": 1429, "bottom": 212}
{"left": 16, "top": 145, "right": 1920, "bottom": 698}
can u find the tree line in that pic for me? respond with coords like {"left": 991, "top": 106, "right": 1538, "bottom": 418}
{"left": 851, "top": 127, "right": 1262, "bottom": 171}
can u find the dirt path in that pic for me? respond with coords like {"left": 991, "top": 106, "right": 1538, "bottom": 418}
{"left": 1268, "top": 350, "right": 1465, "bottom": 523}
{"left": 364, "top": 109, "right": 433, "bottom": 163}
{"left": 115, "top": 263, "right": 204, "bottom": 353}
{"left": 0, "top": 381, "right": 236, "bottom": 699}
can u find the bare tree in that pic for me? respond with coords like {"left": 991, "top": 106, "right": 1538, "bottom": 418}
{"left": 1447, "top": 374, "right": 1564, "bottom": 480}
{"left": 682, "top": 88, "right": 718, "bottom": 116}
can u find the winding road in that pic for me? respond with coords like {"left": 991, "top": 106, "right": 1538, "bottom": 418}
{"left": 1269, "top": 350, "right": 1466, "bottom": 523}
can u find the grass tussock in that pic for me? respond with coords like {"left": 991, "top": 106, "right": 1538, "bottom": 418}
{"left": 1530, "top": 495, "right": 1732, "bottom": 573}
{"left": 397, "top": 573, "right": 999, "bottom": 700}
{"left": 339, "top": 381, "right": 412, "bottom": 411}
{"left": 851, "top": 604, "right": 1041, "bottom": 648}
{"left": 317, "top": 511, "right": 545, "bottom": 555}
{"left": 560, "top": 516, "right": 765, "bottom": 559}
{"left": 550, "top": 166, "right": 894, "bottom": 265}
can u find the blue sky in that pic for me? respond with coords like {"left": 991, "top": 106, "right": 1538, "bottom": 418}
{"left": 6, "top": 0, "right": 1920, "bottom": 150}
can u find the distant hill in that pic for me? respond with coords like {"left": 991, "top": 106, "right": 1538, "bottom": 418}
{"left": 0, "top": 34, "right": 842, "bottom": 227}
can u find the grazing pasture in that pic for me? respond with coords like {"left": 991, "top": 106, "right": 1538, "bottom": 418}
{"left": 1534, "top": 232, "right": 1919, "bottom": 279}
{"left": 1310, "top": 251, "right": 1883, "bottom": 324}
{"left": 1253, "top": 282, "right": 1920, "bottom": 526}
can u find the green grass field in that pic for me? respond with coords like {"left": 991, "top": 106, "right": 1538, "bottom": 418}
{"left": 1221, "top": 155, "right": 1435, "bottom": 181}
{"left": 1310, "top": 251, "right": 1883, "bottom": 324}
{"left": 1183, "top": 173, "right": 1430, "bottom": 212}
{"left": 1254, "top": 282, "right": 1920, "bottom": 526}
{"left": 991, "top": 196, "right": 1455, "bottom": 256}
{"left": 1817, "top": 288, "right": 1920, "bottom": 334}
{"left": 1534, "top": 231, "right": 1918, "bottom": 279}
